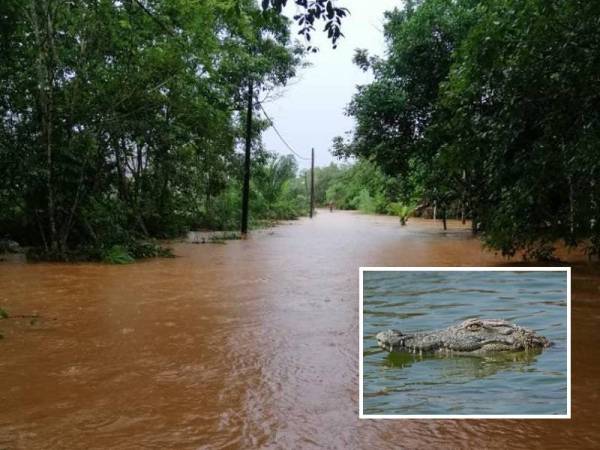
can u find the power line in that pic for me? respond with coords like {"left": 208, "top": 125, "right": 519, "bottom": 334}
{"left": 259, "top": 102, "right": 315, "bottom": 221}
{"left": 258, "top": 102, "right": 311, "bottom": 161}
{"left": 135, "top": 2, "right": 311, "bottom": 164}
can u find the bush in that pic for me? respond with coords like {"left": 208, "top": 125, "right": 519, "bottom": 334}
{"left": 354, "top": 189, "right": 377, "bottom": 214}
{"left": 101, "top": 241, "right": 173, "bottom": 264}
{"left": 129, "top": 241, "right": 174, "bottom": 259}
{"left": 388, "top": 202, "right": 414, "bottom": 225}
{"left": 102, "top": 245, "right": 135, "bottom": 264}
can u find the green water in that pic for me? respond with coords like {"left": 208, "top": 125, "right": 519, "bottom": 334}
{"left": 362, "top": 271, "right": 568, "bottom": 416}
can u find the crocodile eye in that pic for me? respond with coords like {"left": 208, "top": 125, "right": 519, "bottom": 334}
{"left": 467, "top": 323, "right": 481, "bottom": 331}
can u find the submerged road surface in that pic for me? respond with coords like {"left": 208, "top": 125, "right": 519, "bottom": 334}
{"left": 1, "top": 210, "right": 599, "bottom": 448}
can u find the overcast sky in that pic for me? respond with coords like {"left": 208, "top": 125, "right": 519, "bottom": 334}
{"left": 261, "top": 0, "right": 401, "bottom": 169}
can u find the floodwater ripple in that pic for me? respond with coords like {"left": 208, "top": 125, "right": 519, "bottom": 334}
{"left": 0, "top": 212, "right": 598, "bottom": 449}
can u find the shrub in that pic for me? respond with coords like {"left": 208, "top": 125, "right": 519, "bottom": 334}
{"left": 102, "top": 245, "right": 135, "bottom": 264}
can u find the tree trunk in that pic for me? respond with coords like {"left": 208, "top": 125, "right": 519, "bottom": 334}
{"left": 461, "top": 169, "right": 467, "bottom": 224}
{"left": 241, "top": 79, "right": 253, "bottom": 236}
{"left": 568, "top": 175, "right": 575, "bottom": 241}
{"left": 29, "top": 0, "right": 60, "bottom": 255}
{"left": 114, "top": 138, "right": 129, "bottom": 201}
{"left": 442, "top": 207, "right": 447, "bottom": 231}
{"left": 591, "top": 179, "right": 596, "bottom": 231}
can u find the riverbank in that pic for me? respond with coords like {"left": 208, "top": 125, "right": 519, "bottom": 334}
{"left": 1, "top": 210, "right": 598, "bottom": 449}
{"left": 0, "top": 217, "right": 298, "bottom": 264}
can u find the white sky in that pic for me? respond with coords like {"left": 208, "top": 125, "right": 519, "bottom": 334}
{"left": 261, "top": 0, "right": 402, "bottom": 169}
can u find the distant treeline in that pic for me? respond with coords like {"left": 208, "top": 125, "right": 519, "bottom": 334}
{"left": 310, "top": 160, "right": 460, "bottom": 226}
{"left": 336, "top": 0, "right": 600, "bottom": 260}
{"left": 0, "top": 0, "right": 307, "bottom": 260}
{"left": 312, "top": 160, "right": 409, "bottom": 212}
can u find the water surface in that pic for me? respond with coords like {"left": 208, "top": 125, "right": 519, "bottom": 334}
{"left": 363, "top": 271, "right": 568, "bottom": 416}
{"left": 0, "top": 212, "right": 598, "bottom": 449}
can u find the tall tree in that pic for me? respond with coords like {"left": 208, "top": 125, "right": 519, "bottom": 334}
{"left": 339, "top": 0, "right": 600, "bottom": 259}
{"left": 0, "top": 0, "right": 303, "bottom": 259}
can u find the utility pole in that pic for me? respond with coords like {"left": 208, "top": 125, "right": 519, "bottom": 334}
{"left": 310, "top": 148, "right": 315, "bottom": 218}
{"left": 241, "top": 79, "right": 253, "bottom": 237}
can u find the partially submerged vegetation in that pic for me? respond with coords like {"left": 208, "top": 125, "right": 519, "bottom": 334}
{"left": 1, "top": 0, "right": 598, "bottom": 263}
{"left": 311, "top": 161, "right": 424, "bottom": 225}
{"left": 311, "top": 160, "right": 412, "bottom": 215}
{"left": 0, "top": 1, "right": 308, "bottom": 262}
{"left": 336, "top": 0, "right": 600, "bottom": 260}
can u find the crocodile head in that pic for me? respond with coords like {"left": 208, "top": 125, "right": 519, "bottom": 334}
{"left": 376, "top": 318, "right": 551, "bottom": 354}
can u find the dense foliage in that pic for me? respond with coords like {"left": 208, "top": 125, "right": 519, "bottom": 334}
{"left": 0, "top": 0, "right": 308, "bottom": 260}
{"left": 338, "top": 0, "right": 600, "bottom": 259}
{"left": 310, "top": 160, "right": 418, "bottom": 217}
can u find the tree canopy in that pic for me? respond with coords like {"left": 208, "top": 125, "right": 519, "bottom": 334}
{"left": 262, "top": 0, "right": 349, "bottom": 49}
{"left": 0, "top": 0, "right": 307, "bottom": 260}
{"left": 339, "top": 0, "right": 600, "bottom": 259}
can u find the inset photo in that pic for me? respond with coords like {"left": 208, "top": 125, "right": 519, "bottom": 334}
{"left": 359, "top": 268, "right": 570, "bottom": 419}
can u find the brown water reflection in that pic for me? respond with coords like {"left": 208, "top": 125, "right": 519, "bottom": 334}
{"left": 0, "top": 211, "right": 598, "bottom": 449}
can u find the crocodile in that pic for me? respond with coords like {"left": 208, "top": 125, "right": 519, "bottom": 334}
{"left": 376, "top": 318, "right": 552, "bottom": 355}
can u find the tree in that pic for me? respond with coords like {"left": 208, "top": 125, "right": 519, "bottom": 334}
{"left": 339, "top": 0, "right": 600, "bottom": 259}
{"left": 438, "top": 0, "right": 600, "bottom": 257}
{"left": 0, "top": 0, "right": 304, "bottom": 259}
{"left": 262, "top": 0, "right": 349, "bottom": 48}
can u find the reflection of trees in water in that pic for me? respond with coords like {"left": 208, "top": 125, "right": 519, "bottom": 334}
{"left": 383, "top": 349, "right": 543, "bottom": 380}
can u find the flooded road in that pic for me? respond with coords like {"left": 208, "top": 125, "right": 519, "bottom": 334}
{"left": 1, "top": 211, "right": 599, "bottom": 449}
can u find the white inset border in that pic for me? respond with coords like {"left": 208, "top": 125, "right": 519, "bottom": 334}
{"left": 358, "top": 266, "right": 571, "bottom": 420}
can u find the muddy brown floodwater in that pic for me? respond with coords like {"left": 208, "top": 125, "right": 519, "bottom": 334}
{"left": 1, "top": 211, "right": 599, "bottom": 449}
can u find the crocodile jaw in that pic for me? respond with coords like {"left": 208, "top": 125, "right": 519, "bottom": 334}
{"left": 375, "top": 319, "right": 551, "bottom": 354}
